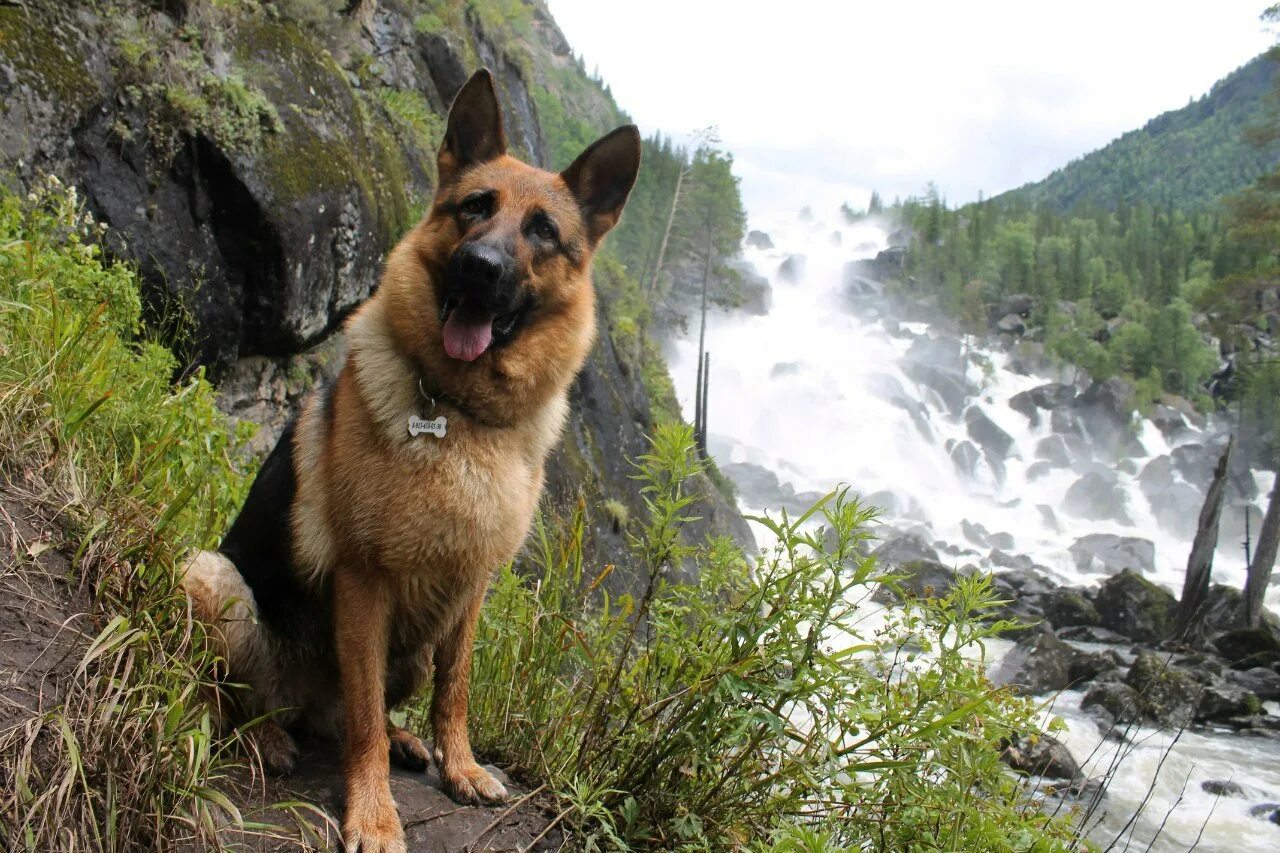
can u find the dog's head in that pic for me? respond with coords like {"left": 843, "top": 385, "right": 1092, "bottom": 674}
{"left": 397, "top": 69, "right": 639, "bottom": 382}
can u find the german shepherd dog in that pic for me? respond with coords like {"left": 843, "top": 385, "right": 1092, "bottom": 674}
{"left": 182, "top": 69, "right": 640, "bottom": 851}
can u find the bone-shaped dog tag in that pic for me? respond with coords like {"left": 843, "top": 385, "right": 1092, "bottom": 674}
{"left": 408, "top": 415, "right": 447, "bottom": 438}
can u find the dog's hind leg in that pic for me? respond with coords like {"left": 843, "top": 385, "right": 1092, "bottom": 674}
{"left": 387, "top": 722, "right": 430, "bottom": 772}
{"left": 181, "top": 550, "right": 299, "bottom": 774}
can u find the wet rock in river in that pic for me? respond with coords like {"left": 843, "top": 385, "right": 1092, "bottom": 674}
{"left": 1082, "top": 680, "right": 1142, "bottom": 725}
{"left": 1226, "top": 667, "right": 1280, "bottom": 702}
{"left": 871, "top": 559, "right": 958, "bottom": 603}
{"left": 745, "top": 229, "right": 773, "bottom": 249}
{"left": 965, "top": 407, "right": 1015, "bottom": 460}
{"left": 1064, "top": 471, "right": 1133, "bottom": 525}
{"left": 948, "top": 439, "right": 983, "bottom": 479}
{"left": 1201, "top": 779, "right": 1246, "bottom": 798}
{"left": 1000, "top": 732, "right": 1082, "bottom": 782}
{"left": 776, "top": 254, "right": 806, "bottom": 283}
{"left": 1069, "top": 533, "right": 1155, "bottom": 576}
{"left": 871, "top": 531, "right": 940, "bottom": 567}
{"left": 1094, "top": 570, "right": 1176, "bottom": 643}
{"left": 1043, "top": 588, "right": 1101, "bottom": 629}
{"left": 1125, "top": 651, "right": 1198, "bottom": 727}
{"left": 991, "top": 632, "right": 1078, "bottom": 694}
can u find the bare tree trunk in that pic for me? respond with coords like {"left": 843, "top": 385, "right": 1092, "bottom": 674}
{"left": 692, "top": 226, "right": 714, "bottom": 455}
{"left": 647, "top": 164, "right": 687, "bottom": 297}
{"left": 699, "top": 352, "right": 710, "bottom": 455}
{"left": 1177, "top": 437, "right": 1234, "bottom": 639}
{"left": 1245, "top": 473, "right": 1280, "bottom": 628}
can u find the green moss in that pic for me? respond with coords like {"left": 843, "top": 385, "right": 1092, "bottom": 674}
{"left": 0, "top": 9, "right": 95, "bottom": 108}
{"left": 235, "top": 16, "right": 414, "bottom": 245}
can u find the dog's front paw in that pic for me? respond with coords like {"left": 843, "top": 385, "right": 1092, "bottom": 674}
{"left": 440, "top": 760, "right": 508, "bottom": 805}
{"left": 343, "top": 793, "right": 405, "bottom": 853}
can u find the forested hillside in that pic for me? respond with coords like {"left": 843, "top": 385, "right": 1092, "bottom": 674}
{"left": 885, "top": 49, "right": 1280, "bottom": 466}
{"left": 997, "top": 52, "right": 1280, "bottom": 213}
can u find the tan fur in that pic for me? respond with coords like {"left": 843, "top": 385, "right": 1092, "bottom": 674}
{"left": 188, "top": 70, "right": 638, "bottom": 852}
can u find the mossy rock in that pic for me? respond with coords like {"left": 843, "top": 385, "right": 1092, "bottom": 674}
{"left": 1125, "top": 651, "right": 1197, "bottom": 726}
{"left": 0, "top": 9, "right": 96, "bottom": 109}
{"left": 1094, "top": 569, "right": 1176, "bottom": 643}
{"left": 1043, "top": 587, "right": 1101, "bottom": 629}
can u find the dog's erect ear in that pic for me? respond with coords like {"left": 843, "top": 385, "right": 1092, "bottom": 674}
{"left": 561, "top": 125, "right": 642, "bottom": 246}
{"left": 438, "top": 69, "right": 507, "bottom": 185}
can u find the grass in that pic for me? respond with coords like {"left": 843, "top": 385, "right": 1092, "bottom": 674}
{"left": 0, "top": 176, "right": 255, "bottom": 849}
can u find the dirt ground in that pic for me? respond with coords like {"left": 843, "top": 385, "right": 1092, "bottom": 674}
{"left": 225, "top": 739, "right": 565, "bottom": 851}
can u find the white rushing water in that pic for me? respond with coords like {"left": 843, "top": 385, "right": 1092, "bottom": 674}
{"left": 666, "top": 206, "right": 1280, "bottom": 851}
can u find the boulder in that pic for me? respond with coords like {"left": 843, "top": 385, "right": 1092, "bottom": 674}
{"left": 777, "top": 254, "right": 806, "bottom": 283}
{"left": 745, "top": 229, "right": 773, "bottom": 250}
{"left": 1195, "top": 681, "right": 1262, "bottom": 722}
{"left": 871, "top": 531, "right": 940, "bottom": 567}
{"left": 1149, "top": 404, "right": 1190, "bottom": 439}
{"left": 1037, "top": 505, "right": 1060, "bottom": 532}
{"left": 904, "top": 361, "right": 972, "bottom": 416}
{"left": 1125, "top": 651, "right": 1197, "bottom": 727}
{"left": 965, "top": 407, "right": 1015, "bottom": 460}
{"left": 1010, "top": 383, "right": 1076, "bottom": 425}
{"left": 1070, "top": 649, "right": 1125, "bottom": 684}
{"left": 1214, "top": 627, "right": 1280, "bottom": 666}
{"left": 1069, "top": 534, "right": 1155, "bottom": 576}
{"left": 1094, "top": 570, "right": 1176, "bottom": 643}
{"left": 991, "top": 632, "right": 1077, "bottom": 694}
{"left": 904, "top": 333, "right": 963, "bottom": 366}
{"left": 1026, "top": 461, "right": 1053, "bottom": 481}
{"left": 1248, "top": 804, "right": 1280, "bottom": 825}
{"left": 1050, "top": 407, "right": 1085, "bottom": 437}
{"left": 1226, "top": 668, "right": 1280, "bottom": 702}
{"left": 872, "top": 559, "right": 958, "bottom": 603}
{"left": 1076, "top": 377, "right": 1136, "bottom": 429}
{"left": 994, "top": 293, "right": 1035, "bottom": 320}
{"left": 1044, "top": 588, "right": 1101, "bottom": 628}
{"left": 961, "top": 519, "right": 992, "bottom": 548}
{"left": 989, "top": 550, "right": 1035, "bottom": 571}
{"left": 1082, "top": 680, "right": 1142, "bottom": 725}
{"left": 1064, "top": 471, "right": 1133, "bottom": 525}
{"left": 1201, "top": 780, "right": 1247, "bottom": 798}
{"left": 1000, "top": 733, "right": 1082, "bottom": 782}
{"left": 949, "top": 440, "right": 983, "bottom": 479}
{"left": 1139, "top": 455, "right": 1203, "bottom": 532}
{"left": 1034, "top": 435, "right": 1076, "bottom": 468}
{"left": 1058, "top": 625, "right": 1131, "bottom": 644}
{"left": 996, "top": 313, "right": 1026, "bottom": 336}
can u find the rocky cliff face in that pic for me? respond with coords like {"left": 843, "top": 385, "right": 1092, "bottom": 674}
{"left": 0, "top": 0, "right": 751, "bottom": 586}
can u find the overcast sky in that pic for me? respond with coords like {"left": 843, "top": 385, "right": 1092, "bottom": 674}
{"left": 546, "top": 1, "right": 1275, "bottom": 221}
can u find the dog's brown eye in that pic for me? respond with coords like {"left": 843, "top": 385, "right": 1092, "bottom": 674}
{"left": 459, "top": 194, "right": 492, "bottom": 221}
{"left": 529, "top": 216, "right": 558, "bottom": 244}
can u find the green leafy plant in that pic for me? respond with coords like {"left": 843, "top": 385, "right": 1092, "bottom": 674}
{"left": 418, "top": 422, "right": 1083, "bottom": 851}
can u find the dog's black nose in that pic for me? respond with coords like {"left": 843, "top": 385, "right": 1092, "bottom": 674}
{"left": 456, "top": 243, "right": 507, "bottom": 286}
{"left": 447, "top": 242, "right": 518, "bottom": 313}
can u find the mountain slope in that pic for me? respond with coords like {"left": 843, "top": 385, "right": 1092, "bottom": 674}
{"left": 996, "top": 52, "right": 1280, "bottom": 213}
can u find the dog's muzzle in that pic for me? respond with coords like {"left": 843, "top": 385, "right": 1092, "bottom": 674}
{"left": 439, "top": 243, "right": 532, "bottom": 362}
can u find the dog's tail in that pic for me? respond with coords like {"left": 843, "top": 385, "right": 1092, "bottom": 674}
{"left": 180, "top": 550, "right": 264, "bottom": 682}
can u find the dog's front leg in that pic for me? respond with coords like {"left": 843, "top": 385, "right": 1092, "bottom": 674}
{"left": 432, "top": 588, "right": 508, "bottom": 805}
{"left": 335, "top": 567, "right": 405, "bottom": 853}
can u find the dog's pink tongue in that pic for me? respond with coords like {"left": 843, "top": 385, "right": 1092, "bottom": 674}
{"left": 442, "top": 311, "right": 494, "bottom": 362}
